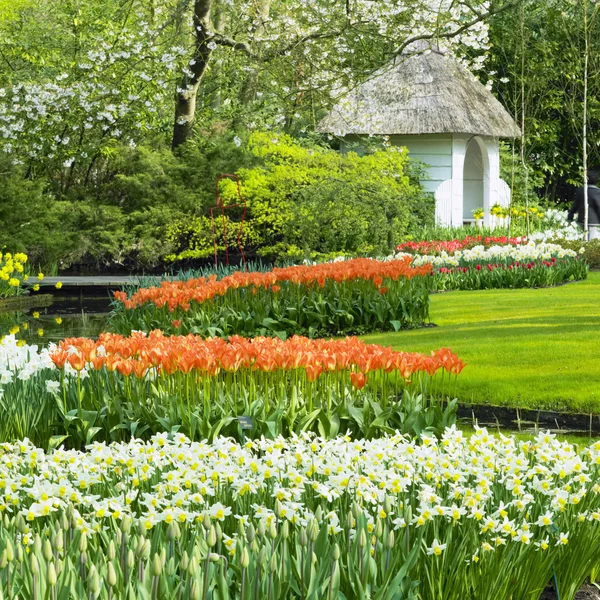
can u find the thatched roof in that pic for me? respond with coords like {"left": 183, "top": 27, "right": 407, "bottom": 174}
{"left": 318, "top": 45, "right": 520, "bottom": 138}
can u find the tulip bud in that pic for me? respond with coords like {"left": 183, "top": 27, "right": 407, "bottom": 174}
{"left": 33, "top": 535, "right": 42, "bottom": 554}
{"left": 332, "top": 544, "right": 341, "bottom": 561}
{"left": 352, "top": 502, "right": 362, "bottom": 520}
{"left": 275, "top": 500, "right": 284, "bottom": 519}
{"left": 16, "top": 515, "right": 26, "bottom": 534}
{"left": 107, "top": 562, "right": 117, "bottom": 587}
{"left": 269, "top": 522, "right": 277, "bottom": 540}
{"left": 16, "top": 544, "right": 23, "bottom": 564}
{"left": 30, "top": 554, "right": 39, "bottom": 576}
{"left": 0, "top": 550, "right": 7, "bottom": 569}
{"left": 80, "top": 552, "right": 88, "bottom": 567}
{"left": 386, "top": 530, "right": 395, "bottom": 549}
{"left": 312, "top": 551, "right": 317, "bottom": 566}
{"left": 135, "top": 537, "right": 147, "bottom": 559}
{"left": 270, "top": 553, "right": 277, "bottom": 573}
{"left": 61, "top": 513, "right": 69, "bottom": 531}
{"left": 375, "top": 519, "right": 383, "bottom": 539}
{"left": 181, "top": 551, "right": 189, "bottom": 572}
{"left": 191, "top": 580, "right": 201, "bottom": 600}
{"left": 79, "top": 533, "right": 87, "bottom": 553}
{"left": 202, "top": 512, "right": 211, "bottom": 531}
{"left": 299, "top": 529, "right": 308, "bottom": 547}
{"left": 258, "top": 546, "right": 267, "bottom": 564}
{"left": 160, "top": 547, "right": 166, "bottom": 568}
{"left": 257, "top": 521, "right": 266, "bottom": 538}
{"left": 5, "top": 539, "right": 14, "bottom": 562}
{"left": 167, "top": 557, "right": 176, "bottom": 577}
{"left": 120, "top": 515, "right": 132, "bottom": 534}
{"left": 47, "top": 562, "right": 57, "bottom": 586}
{"left": 308, "top": 519, "right": 319, "bottom": 542}
{"left": 127, "top": 549, "right": 135, "bottom": 570}
{"left": 167, "top": 523, "right": 177, "bottom": 542}
{"left": 281, "top": 521, "right": 290, "bottom": 539}
{"left": 215, "top": 522, "right": 222, "bottom": 542}
{"left": 151, "top": 553, "right": 162, "bottom": 577}
{"left": 89, "top": 567, "right": 100, "bottom": 595}
{"left": 384, "top": 496, "right": 393, "bottom": 516}
{"left": 315, "top": 506, "right": 323, "bottom": 522}
{"left": 246, "top": 524, "right": 255, "bottom": 543}
{"left": 207, "top": 526, "right": 217, "bottom": 547}
{"left": 108, "top": 540, "right": 116, "bottom": 561}
{"left": 43, "top": 539, "right": 53, "bottom": 562}
{"left": 240, "top": 547, "right": 250, "bottom": 569}
{"left": 346, "top": 510, "right": 355, "bottom": 529}
{"left": 2, "top": 514, "right": 9, "bottom": 529}
{"left": 55, "top": 530, "right": 64, "bottom": 552}
{"left": 359, "top": 530, "right": 367, "bottom": 549}
{"left": 209, "top": 553, "right": 220, "bottom": 563}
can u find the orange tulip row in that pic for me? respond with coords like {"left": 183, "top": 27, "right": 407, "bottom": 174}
{"left": 50, "top": 331, "right": 465, "bottom": 383}
{"left": 113, "top": 257, "right": 432, "bottom": 312}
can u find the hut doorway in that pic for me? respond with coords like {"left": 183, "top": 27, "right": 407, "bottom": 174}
{"left": 462, "top": 137, "right": 489, "bottom": 224}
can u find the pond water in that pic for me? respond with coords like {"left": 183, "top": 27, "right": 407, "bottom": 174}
{"left": 0, "top": 292, "right": 112, "bottom": 345}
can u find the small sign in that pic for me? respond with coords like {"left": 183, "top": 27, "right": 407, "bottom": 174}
{"left": 238, "top": 416, "right": 253, "bottom": 430}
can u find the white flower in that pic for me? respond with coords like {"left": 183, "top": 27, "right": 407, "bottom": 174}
{"left": 426, "top": 539, "right": 446, "bottom": 556}
{"left": 46, "top": 380, "right": 61, "bottom": 394}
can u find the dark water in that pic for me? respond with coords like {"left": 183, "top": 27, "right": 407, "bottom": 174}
{"left": 0, "top": 293, "right": 112, "bottom": 344}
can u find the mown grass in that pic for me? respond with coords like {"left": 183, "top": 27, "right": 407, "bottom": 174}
{"left": 362, "top": 272, "right": 600, "bottom": 413}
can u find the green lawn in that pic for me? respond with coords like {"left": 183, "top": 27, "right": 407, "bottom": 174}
{"left": 362, "top": 272, "right": 600, "bottom": 413}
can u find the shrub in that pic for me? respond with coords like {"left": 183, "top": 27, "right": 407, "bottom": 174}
{"left": 166, "top": 132, "right": 434, "bottom": 263}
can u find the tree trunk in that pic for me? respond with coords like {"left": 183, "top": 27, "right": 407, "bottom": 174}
{"left": 172, "top": 0, "right": 214, "bottom": 150}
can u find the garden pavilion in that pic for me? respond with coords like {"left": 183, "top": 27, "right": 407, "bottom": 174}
{"left": 318, "top": 43, "right": 520, "bottom": 227}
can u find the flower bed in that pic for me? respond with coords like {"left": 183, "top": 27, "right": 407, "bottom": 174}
{"left": 395, "top": 242, "right": 588, "bottom": 290}
{"left": 397, "top": 235, "right": 525, "bottom": 255}
{"left": 0, "top": 333, "right": 464, "bottom": 448}
{"left": 50, "top": 332, "right": 462, "bottom": 446}
{"left": 110, "top": 257, "right": 432, "bottom": 338}
{"left": 0, "top": 428, "right": 598, "bottom": 600}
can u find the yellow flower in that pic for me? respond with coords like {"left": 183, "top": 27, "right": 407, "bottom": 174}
{"left": 22, "top": 323, "right": 28, "bottom": 330}
{"left": 23, "top": 275, "right": 28, "bottom": 281}
{"left": 37, "top": 329, "right": 44, "bottom": 337}
{"left": 16, "top": 340, "right": 26, "bottom": 347}
{"left": 8, "top": 326, "right": 19, "bottom": 335}
{"left": 8, "top": 278, "right": 19, "bottom": 287}
{"left": 37, "top": 272, "right": 44, "bottom": 281}
{"left": 32, "top": 312, "right": 40, "bottom": 319}
{"left": 55, "top": 317, "right": 62, "bottom": 325}
{"left": 55, "top": 282, "right": 63, "bottom": 290}
{"left": 32, "top": 284, "right": 39, "bottom": 292}
{"left": 14, "top": 253, "right": 27, "bottom": 263}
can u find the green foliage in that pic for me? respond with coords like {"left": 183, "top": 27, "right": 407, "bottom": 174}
{"left": 557, "top": 238, "right": 600, "bottom": 269}
{"left": 167, "top": 133, "right": 433, "bottom": 263}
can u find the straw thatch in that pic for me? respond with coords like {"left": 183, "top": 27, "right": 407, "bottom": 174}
{"left": 318, "top": 45, "right": 520, "bottom": 138}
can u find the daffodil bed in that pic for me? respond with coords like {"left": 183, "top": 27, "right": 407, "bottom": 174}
{"left": 0, "top": 428, "right": 599, "bottom": 600}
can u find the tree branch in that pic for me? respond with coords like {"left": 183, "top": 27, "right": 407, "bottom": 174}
{"left": 393, "top": 0, "right": 521, "bottom": 57}
{"left": 213, "top": 33, "right": 254, "bottom": 57}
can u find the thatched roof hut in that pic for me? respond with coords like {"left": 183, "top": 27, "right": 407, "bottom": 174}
{"left": 318, "top": 45, "right": 520, "bottom": 228}
{"left": 318, "top": 45, "right": 520, "bottom": 138}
